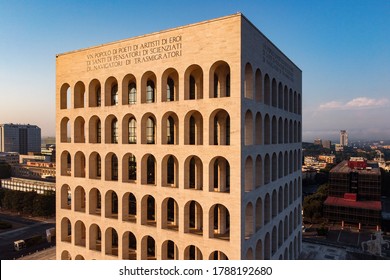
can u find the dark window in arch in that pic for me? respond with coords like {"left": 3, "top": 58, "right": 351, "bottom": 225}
{"left": 226, "top": 74, "right": 230, "bottom": 97}
{"left": 128, "top": 155, "right": 136, "bottom": 181}
{"left": 214, "top": 74, "right": 219, "bottom": 98}
{"left": 147, "top": 197, "right": 155, "bottom": 220}
{"left": 112, "top": 192, "right": 118, "bottom": 214}
{"left": 111, "top": 155, "right": 118, "bottom": 181}
{"left": 167, "top": 156, "right": 175, "bottom": 184}
{"left": 111, "top": 119, "right": 118, "bottom": 144}
{"left": 189, "top": 116, "right": 195, "bottom": 145}
{"left": 167, "top": 77, "right": 175, "bottom": 101}
{"left": 167, "top": 116, "right": 175, "bottom": 144}
{"left": 96, "top": 86, "right": 101, "bottom": 107}
{"left": 146, "top": 117, "right": 155, "bottom": 144}
{"left": 111, "top": 84, "right": 118, "bottom": 105}
{"left": 97, "top": 120, "right": 101, "bottom": 143}
{"left": 226, "top": 116, "right": 230, "bottom": 145}
{"left": 128, "top": 118, "right": 136, "bottom": 144}
{"left": 189, "top": 75, "right": 196, "bottom": 100}
{"left": 96, "top": 154, "right": 101, "bottom": 178}
{"left": 128, "top": 82, "right": 136, "bottom": 104}
{"left": 146, "top": 80, "right": 155, "bottom": 103}
{"left": 189, "top": 158, "right": 196, "bottom": 188}
{"left": 214, "top": 117, "right": 218, "bottom": 145}
{"left": 147, "top": 156, "right": 155, "bottom": 184}
{"left": 167, "top": 198, "right": 175, "bottom": 222}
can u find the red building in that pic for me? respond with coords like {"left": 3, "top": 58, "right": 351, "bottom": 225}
{"left": 324, "top": 157, "right": 381, "bottom": 227}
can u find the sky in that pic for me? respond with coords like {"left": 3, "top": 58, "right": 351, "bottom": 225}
{"left": 0, "top": 0, "right": 389, "bottom": 142}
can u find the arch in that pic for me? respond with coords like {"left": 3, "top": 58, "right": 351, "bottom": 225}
{"left": 284, "top": 118, "right": 288, "bottom": 143}
{"left": 122, "top": 231, "right": 137, "bottom": 260}
{"left": 255, "top": 197, "right": 263, "bottom": 230}
{"left": 89, "top": 188, "right": 101, "bottom": 215}
{"left": 88, "top": 79, "right": 101, "bottom": 107}
{"left": 298, "top": 93, "right": 302, "bottom": 115}
{"left": 122, "top": 153, "right": 137, "bottom": 183}
{"left": 122, "top": 192, "right": 137, "bottom": 223}
{"left": 122, "top": 74, "right": 137, "bottom": 105}
{"left": 209, "top": 251, "right": 229, "bottom": 260}
{"left": 244, "top": 110, "right": 253, "bottom": 145}
{"left": 272, "top": 116, "right": 277, "bottom": 144}
{"left": 184, "top": 110, "right": 203, "bottom": 145}
{"left": 74, "top": 151, "right": 86, "bottom": 178}
{"left": 272, "top": 189, "right": 278, "bottom": 218}
{"left": 294, "top": 207, "right": 298, "bottom": 230}
{"left": 284, "top": 151, "right": 289, "bottom": 176}
{"left": 104, "top": 76, "right": 118, "bottom": 106}
{"left": 184, "top": 64, "right": 203, "bottom": 100}
{"left": 294, "top": 121, "right": 298, "bottom": 143}
{"left": 264, "top": 193, "right": 270, "bottom": 224}
{"left": 161, "top": 112, "right": 179, "bottom": 145}
{"left": 60, "top": 117, "right": 70, "bottom": 143}
{"left": 161, "top": 197, "right": 179, "bottom": 231}
{"left": 278, "top": 152, "right": 283, "bottom": 179}
{"left": 264, "top": 74, "right": 270, "bottom": 105}
{"left": 272, "top": 226, "right": 277, "bottom": 255}
{"left": 141, "top": 113, "right": 157, "bottom": 144}
{"left": 284, "top": 215, "right": 289, "bottom": 241}
{"left": 289, "top": 89, "right": 293, "bottom": 112}
{"left": 255, "top": 155, "right": 263, "bottom": 188}
{"left": 161, "top": 240, "right": 179, "bottom": 260}
{"left": 61, "top": 250, "right": 71, "bottom": 260}
{"left": 298, "top": 122, "right": 302, "bottom": 143}
{"left": 283, "top": 85, "right": 288, "bottom": 111}
{"left": 278, "top": 82, "right": 283, "bottom": 109}
{"left": 264, "top": 232, "right": 271, "bottom": 260}
{"left": 89, "top": 223, "right": 102, "bottom": 251}
{"left": 184, "top": 245, "right": 203, "bottom": 260}
{"left": 264, "top": 114, "right": 270, "bottom": 145}
{"left": 255, "top": 69, "right": 262, "bottom": 102}
{"left": 246, "top": 248, "right": 254, "bottom": 260}
{"left": 289, "top": 181, "right": 293, "bottom": 205}
{"left": 89, "top": 152, "right": 101, "bottom": 179}
{"left": 122, "top": 114, "right": 137, "bottom": 144}
{"left": 294, "top": 179, "right": 298, "bottom": 201}
{"left": 74, "top": 185, "right": 86, "bottom": 212}
{"left": 60, "top": 83, "right": 70, "bottom": 109}
{"left": 294, "top": 91, "right": 298, "bottom": 114}
{"left": 209, "top": 204, "right": 230, "bottom": 240}
{"left": 289, "top": 150, "right": 293, "bottom": 174}
{"left": 75, "top": 220, "right": 86, "bottom": 247}
{"left": 162, "top": 68, "right": 179, "bottom": 102}
{"left": 184, "top": 200, "right": 203, "bottom": 235}
{"left": 255, "top": 239, "right": 263, "bottom": 260}
{"left": 141, "top": 71, "right": 157, "bottom": 103}
{"left": 88, "top": 115, "right": 101, "bottom": 143}
{"left": 294, "top": 149, "right": 298, "bottom": 171}
{"left": 284, "top": 184, "right": 289, "bottom": 209}
{"left": 209, "top": 156, "right": 230, "bottom": 192}
{"left": 105, "top": 227, "right": 119, "bottom": 256}
{"left": 245, "top": 202, "right": 254, "bottom": 238}
{"left": 209, "top": 60, "right": 231, "bottom": 98}
{"left": 141, "top": 235, "right": 156, "bottom": 260}
{"left": 104, "top": 115, "right": 118, "bottom": 144}
{"left": 60, "top": 184, "right": 71, "bottom": 210}
{"left": 271, "top": 78, "right": 277, "bottom": 107}
{"left": 105, "top": 190, "right": 118, "bottom": 219}
{"left": 60, "top": 151, "right": 71, "bottom": 176}
{"left": 61, "top": 217, "right": 71, "bottom": 243}
{"left": 278, "top": 220, "right": 283, "bottom": 248}
{"left": 244, "top": 63, "right": 253, "bottom": 99}
{"left": 141, "top": 195, "right": 156, "bottom": 226}
{"left": 255, "top": 112, "right": 263, "bottom": 145}
{"left": 278, "top": 186, "right": 283, "bottom": 214}
{"left": 278, "top": 117, "right": 283, "bottom": 144}
{"left": 74, "top": 81, "right": 85, "bottom": 108}
{"left": 105, "top": 152, "right": 118, "bottom": 181}
{"left": 264, "top": 154, "right": 270, "bottom": 184}
{"left": 245, "top": 156, "right": 254, "bottom": 192}
{"left": 162, "top": 155, "right": 178, "bottom": 187}
{"left": 184, "top": 155, "right": 203, "bottom": 190}
{"left": 209, "top": 109, "right": 230, "bottom": 145}
{"left": 141, "top": 154, "right": 156, "bottom": 185}
{"left": 74, "top": 117, "right": 85, "bottom": 143}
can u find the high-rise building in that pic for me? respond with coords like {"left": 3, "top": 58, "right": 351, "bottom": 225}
{"left": 322, "top": 140, "right": 331, "bottom": 149}
{"left": 0, "top": 124, "right": 41, "bottom": 154}
{"left": 56, "top": 14, "right": 302, "bottom": 260}
{"left": 340, "top": 130, "right": 348, "bottom": 146}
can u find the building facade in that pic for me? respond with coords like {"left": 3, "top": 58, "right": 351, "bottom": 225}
{"left": 56, "top": 14, "right": 302, "bottom": 260}
{"left": 0, "top": 124, "right": 41, "bottom": 154}
{"left": 340, "top": 130, "right": 348, "bottom": 146}
{"left": 324, "top": 157, "right": 381, "bottom": 227}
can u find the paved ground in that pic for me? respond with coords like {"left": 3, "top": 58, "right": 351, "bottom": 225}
{"left": 300, "top": 241, "right": 346, "bottom": 260}
{"left": 18, "top": 246, "right": 56, "bottom": 260}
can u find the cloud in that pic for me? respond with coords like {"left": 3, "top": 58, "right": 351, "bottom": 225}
{"left": 319, "top": 97, "right": 389, "bottom": 110}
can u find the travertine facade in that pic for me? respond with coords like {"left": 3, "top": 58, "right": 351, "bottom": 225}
{"left": 56, "top": 13, "right": 302, "bottom": 260}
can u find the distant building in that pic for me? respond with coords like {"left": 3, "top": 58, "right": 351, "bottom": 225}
{"left": 318, "top": 155, "right": 335, "bottom": 164}
{"left": 11, "top": 161, "right": 56, "bottom": 181}
{"left": 0, "top": 177, "right": 55, "bottom": 195}
{"left": 314, "top": 139, "right": 322, "bottom": 146}
{"left": 340, "top": 130, "right": 348, "bottom": 146}
{"left": 322, "top": 140, "right": 331, "bottom": 149}
{"left": 324, "top": 157, "right": 381, "bottom": 227}
{"left": 0, "top": 152, "right": 19, "bottom": 165}
{"left": 0, "top": 124, "right": 41, "bottom": 154}
{"left": 335, "top": 144, "right": 344, "bottom": 152}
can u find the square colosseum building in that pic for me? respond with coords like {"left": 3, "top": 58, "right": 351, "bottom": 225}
{"left": 56, "top": 13, "right": 302, "bottom": 260}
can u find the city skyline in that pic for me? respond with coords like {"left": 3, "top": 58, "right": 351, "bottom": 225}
{"left": 0, "top": 0, "right": 389, "bottom": 141}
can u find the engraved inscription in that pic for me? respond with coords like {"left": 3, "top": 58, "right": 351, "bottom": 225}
{"left": 263, "top": 43, "right": 294, "bottom": 82}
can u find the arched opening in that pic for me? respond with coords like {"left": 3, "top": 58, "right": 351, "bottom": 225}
{"left": 122, "top": 231, "right": 137, "bottom": 260}
{"left": 264, "top": 154, "right": 270, "bottom": 184}
{"left": 61, "top": 217, "right": 72, "bottom": 243}
{"left": 162, "top": 197, "right": 179, "bottom": 231}
{"left": 255, "top": 69, "right": 262, "bottom": 102}
{"left": 272, "top": 116, "right": 277, "bottom": 144}
{"left": 209, "top": 204, "right": 230, "bottom": 240}
{"left": 210, "top": 61, "right": 231, "bottom": 98}
{"left": 278, "top": 152, "right": 283, "bottom": 179}
{"left": 122, "top": 192, "right": 137, "bottom": 223}
{"left": 74, "top": 117, "right": 85, "bottom": 143}
{"left": 184, "top": 64, "right": 203, "bottom": 100}
{"left": 122, "top": 114, "right": 137, "bottom": 144}
{"left": 264, "top": 233, "right": 271, "bottom": 260}
{"left": 184, "top": 156, "right": 203, "bottom": 190}
{"left": 141, "top": 71, "right": 157, "bottom": 103}
{"left": 272, "top": 190, "right": 278, "bottom": 218}
{"left": 105, "top": 190, "right": 118, "bottom": 219}
{"left": 122, "top": 74, "right": 137, "bottom": 105}
{"left": 104, "top": 77, "right": 118, "bottom": 106}
{"left": 264, "top": 74, "right": 270, "bottom": 105}
{"left": 104, "top": 115, "right": 118, "bottom": 144}
{"left": 60, "top": 151, "right": 71, "bottom": 176}
{"left": 162, "top": 68, "right": 179, "bottom": 102}
{"left": 141, "top": 154, "right": 156, "bottom": 185}
{"left": 88, "top": 116, "right": 101, "bottom": 143}
{"left": 255, "top": 155, "right": 263, "bottom": 188}
{"left": 162, "top": 240, "right": 178, "bottom": 260}
{"left": 264, "top": 193, "right": 270, "bottom": 224}
{"left": 284, "top": 86, "right": 288, "bottom": 111}
{"left": 105, "top": 227, "right": 119, "bottom": 257}
{"left": 245, "top": 110, "right": 253, "bottom": 145}
{"left": 278, "top": 186, "right": 283, "bottom": 214}
{"left": 209, "top": 251, "right": 229, "bottom": 260}
{"left": 74, "top": 186, "right": 86, "bottom": 212}
{"left": 60, "top": 184, "right": 71, "bottom": 210}
{"left": 89, "top": 152, "right": 101, "bottom": 179}
{"left": 105, "top": 153, "right": 118, "bottom": 181}
{"left": 74, "top": 81, "right": 85, "bottom": 108}
{"left": 255, "top": 239, "right": 263, "bottom": 260}
{"left": 264, "top": 114, "right": 270, "bottom": 145}
{"left": 61, "top": 250, "right": 71, "bottom": 260}
{"left": 141, "top": 236, "right": 156, "bottom": 260}
{"left": 75, "top": 220, "right": 86, "bottom": 247}
{"left": 89, "top": 188, "right": 101, "bottom": 216}
{"left": 245, "top": 202, "right": 254, "bottom": 238}
{"left": 272, "top": 153, "right": 277, "bottom": 181}
{"left": 246, "top": 248, "right": 254, "bottom": 260}
{"left": 209, "top": 109, "right": 230, "bottom": 145}
{"left": 184, "top": 111, "right": 203, "bottom": 145}
{"left": 255, "top": 113, "right": 262, "bottom": 145}
{"left": 88, "top": 79, "right": 101, "bottom": 107}
{"left": 278, "top": 82, "right": 283, "bottom": 109}
{"left": 184, "top": 245, "right": 203, "bottom": 260}
{"left": 272, "top": 226, "right": 277, "bottom": 255}
{"left": 122, "top": 153, "right": 137, "bottom": 183}
{"left": 141, "top": 114, "right": 156, "bottom": 144}
{"left": 209, "top": 156, "right": 230, "bottom": 193}
{"left": 60, "top": 117, "right": 70, "bottom": 143}
{"left": 141, "top": 195, "right": 156, "bottom": 226}
{"left": 255, "top": 198, "right": 263, "bottom": 230}
{"left": 89, "top": 224, "right": 102, "bottom": 251}
{"left": 245, "top": 156, "right": 254, "bottom": 192}
{"left": 60, "top": 83, "right": 70, "bottom": 109}
{"left": 271, "top": 78, "right": 277, "bottom": 107}
{"left": 161, "top": 112, "right": 179, "bottom": 145}
{"left": 278, "top": 117, "right": 283, "bottom": 144}
{"left": 74, "top": 151, "right": 86, "bottom": 178}
{"left": 162, "top": 155, "right": 178, "bottom": 187}
{"left": 244, "top": 63, "right": 253, "bottom": 99}
{"left": 184, "top": 200, "right": 203, "bottom": 235}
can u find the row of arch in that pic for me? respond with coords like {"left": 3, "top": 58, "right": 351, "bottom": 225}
{"left": 60, "top": 61, "right": 231, "bottom": 109}
{"left": 60, "top": 109, "right": 230, "bottom": 145}
{"left": 244, "top": 111, "right": 301, "bottom": 145}
{"left": 245, "top": 231, "right": 301, "bottom": 260}
{"left": 61, "top": 187, "right": 230, "bottom": 240}
{"left": 244, "top": 62, "right": 301, "bottom": 115}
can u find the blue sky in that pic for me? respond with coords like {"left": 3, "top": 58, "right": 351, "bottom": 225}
{"left": 0, "top": 0, "right": 389, "bottom": 141}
